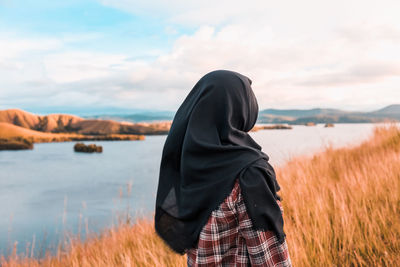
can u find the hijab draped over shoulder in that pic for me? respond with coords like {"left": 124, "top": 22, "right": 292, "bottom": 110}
{"left": 155, "top": 70, "right": 285, "bottom": 254}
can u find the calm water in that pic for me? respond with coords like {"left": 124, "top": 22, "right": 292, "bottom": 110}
{"left": 0, "top": 123, "right": 386, "bottom": 257}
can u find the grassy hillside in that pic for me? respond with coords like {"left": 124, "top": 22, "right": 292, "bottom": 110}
{"left": 1, "top": 124, "right": 399, "bottom": 266}
{"left": 278, "top": 124, "right": 400, "bottom": 266}
{"left": 0, "top": 109, "right": 171, "bottom": 135}
{"left": 0, "top": 122, "right": 144, "bottom": 143}
{"left": 0, "top": 122, "right": 77, "bottom": 142}
{"left": 0, "top": 109, "right": 83, "bottom": 132}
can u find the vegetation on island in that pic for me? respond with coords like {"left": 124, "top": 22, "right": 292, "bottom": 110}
{"left": 1, "top": 124, "right": 399, "bottom": 266}
{"left": 0, "top": 122, "right": 144, "bottom": 143}
{"left": 74, "top": 143, "right": 103, "bottom": 153}
{"left": 250, "top": 124, "right": 292, "bottom": 132}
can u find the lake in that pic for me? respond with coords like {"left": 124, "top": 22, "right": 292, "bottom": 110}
{"left": 0, "top": 123, "right": 388, "bottom": 257}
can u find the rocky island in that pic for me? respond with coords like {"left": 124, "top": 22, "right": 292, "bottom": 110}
{"left": 74, "top": 143, "right": 103, "bottom": 153}
{"left": 250, "top": 124, "right": 292, "bottom": 132}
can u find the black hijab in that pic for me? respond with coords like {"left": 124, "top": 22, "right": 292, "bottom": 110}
{"left": 155, "top": 70, "right": 285, "bottom": 254}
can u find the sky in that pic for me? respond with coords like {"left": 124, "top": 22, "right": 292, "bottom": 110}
{"left": 1, "top": 0, "right": 400, "bottom": 115}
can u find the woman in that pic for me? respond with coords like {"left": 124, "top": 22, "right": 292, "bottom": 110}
{"left": 155, "top": 70, "right": 292, "bottom": 266}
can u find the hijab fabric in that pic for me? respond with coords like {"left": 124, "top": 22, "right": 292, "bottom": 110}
{"left": 155, "top": 70, "right": 285, "bottom": 254}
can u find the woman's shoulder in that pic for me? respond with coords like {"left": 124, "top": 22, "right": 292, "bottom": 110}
{"left": 243, "top": 158, "right": 276, "bottom": 177}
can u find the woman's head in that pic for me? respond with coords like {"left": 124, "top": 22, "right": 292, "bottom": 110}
{"left": 188, "top": 70, "right": 259, "bottom": 133}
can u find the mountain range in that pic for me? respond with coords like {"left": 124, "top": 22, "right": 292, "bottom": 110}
{"left": 0, "top": 109, "right": 171, "bottom": 137}
{"left": 258, "top": 104, "right": 400, "bottom": 124}
{"left": 1, "top": 105, "right": 399, "bottom": 137}
{"left": 257, "top": 104, "right": 400, "bottom": 124}
{"left": 85, "top": 104, "right": 400, "bottom": 124}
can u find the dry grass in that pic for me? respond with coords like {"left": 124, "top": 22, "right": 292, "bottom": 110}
{"left": 0, "top": 219, "right": 186, "bottom": 267}
{"left": 1, "top": 124, "right": 399, "bottom": 266}
{"left": 278, "top": 123, "right": 400, "bottom": 266}
{"left": 0, "top": 122, "right": 145, "bottom": 143}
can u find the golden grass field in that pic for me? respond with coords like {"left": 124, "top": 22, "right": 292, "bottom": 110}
{"left": 0, "top": 122, "right": 145, "bottom": 144}
{"left": 1, "top": 124, "right": 399, "bottom": 266}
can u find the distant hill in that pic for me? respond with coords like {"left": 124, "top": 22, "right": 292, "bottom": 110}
{"left": 90, "top": 105, "right": 400, "bottom": 125}
{"left": 1, "top": 105, "right": 399, "bottom": 136}
{"left": 0, "top": 109, "right": 84, "bottom": 132}
{"left": 259, "top": 108, "right": 347, "bottom": 117}
{"left": 258, "top": 105, "right": 400, "bottom": 124}
{"left": 370, "top": 105, "right": 400, "bottom": 118}
{"left": 0, "top": 109, "right": 171, "bottom": 136}
{"left": 374, "top": 104, "right": 400, "bottom": 114}
{"left": 86, "top": 111, "right": 175, "bottom": 123}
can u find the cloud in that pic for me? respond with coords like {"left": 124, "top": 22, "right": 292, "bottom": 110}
{"left": 298, "top": 62, "right": 400, "bottom": 87}
{"left": 99, "top": 0, "right": 400, "bottom": 31}
{"left": 43, "top": 51, "right": 129, "bottom": 83}
{"left": 3, "top": 21, "right": 400, "bottom": 111}
{"left": 0, "top": 34, "right": 62, "bottom": 68}
{"left": 2, "top": 1, "right": 400, "bottom": 112}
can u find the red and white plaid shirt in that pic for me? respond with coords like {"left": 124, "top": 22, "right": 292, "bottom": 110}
{"left": 186, "top": 178, "right": 292, "bottom": 267}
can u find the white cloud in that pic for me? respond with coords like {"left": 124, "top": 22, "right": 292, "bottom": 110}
{"left": 99, "top": 0, "right": 400, "bottom": 31}
{"left": 297, "top": 62, "right": 400, "bottom": 87}
{"left": 2, "top": 1, "right": 400, "bottom": 111}
{"left": 43, "top": 51, "right": 129, "bottom": 83}
{"left": 112, "top": 22, "right": 400, "bottom": 110}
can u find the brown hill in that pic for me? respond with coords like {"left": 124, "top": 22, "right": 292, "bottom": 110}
{"left": 119, "top": 121, "right": 172, "bottom": 135}
{"left": 73, "top": 119, "right": 123, "bottom": 135}
{"left": 71, "top": 119, "right": 171, "bottom": 135}
{"left": 40, "top": 113, "right": 83, "bottom": 132}
{"left": 0, "top": 122, "right": 144, "bottom": 143}
{"left": 0, "top": 122, "right": 83, "bottom": 143}
{"left": 0, "top": 109, "right": 170, "bottom": 135}
{"left": 0, "top": 109, "right": 41, "bottom": 129}
{"left": 0, "top": 122, "right": 61, "bottom": 139}
{"left": 0, "top": 109, "right": 84, "bottom": 132}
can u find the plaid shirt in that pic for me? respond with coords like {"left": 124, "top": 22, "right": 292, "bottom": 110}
{"left": 186, "top": 179, "right": 292, "bottom": 267}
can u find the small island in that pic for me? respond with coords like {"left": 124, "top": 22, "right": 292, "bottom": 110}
{"left": 250, "top": 124, "right": 292, "bottom": 132}
{"left": 74, "top": 143, "right": 103, "bottom": 153}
